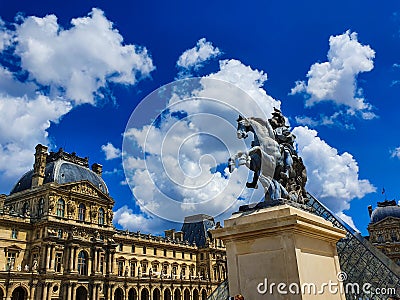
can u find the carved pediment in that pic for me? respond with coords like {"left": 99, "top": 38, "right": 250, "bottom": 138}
{"left": 70, "top": 182, "right": 99, "bottom": 197}
{"left": 372, "top": 216, "right": 400, "bottom": 227}
{"left": 57, "top": 181, "right": 115, "bottom": 207}
{"left": 58, "top": 180, "right": 104, "bottom": 197}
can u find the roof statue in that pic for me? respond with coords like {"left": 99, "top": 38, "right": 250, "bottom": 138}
{"left": 228, "top": 108, "right": 308, "bottom": 211}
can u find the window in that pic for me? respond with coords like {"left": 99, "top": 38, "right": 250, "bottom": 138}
{"left": 163, "top": 265, "right": 168, "bottom": 275}
{"left": 38, "top": 198, "right": 44, "bottom": 216}
{"left": 7, "top": 251, "right": 17, "bottom": 270}
{"left": 32, "top": 253, "right": 38, "bottom": 269}
{"left": 78, "top": 203, "right": 86, "bottom": 221}
{"left": 141, "top": 262, "right": 147, "bottom": 274}
{"left": 163, "top": 249, "right": 167, "bottom": 257}
{"left": 200, "top": 253, "right": 204, "bottom": 260}
{"left": 143, "top": 246, "right": 146, "bottom": 254}
{"left": 55, "top": 253, "right": 62, "bottom": 272}
{"left": 99, "top": 255, "right": 104, "bottom": 274}
{"left": 11, "top": 228, "right": 18, "bottom": 239}
{"left": 190, "top": 253, "right": 193, "bottom": 260}
{"left": 173, "top": 250, "right": 176, "bottom": 258}
{"left": 130, "top": 261, "right": 136, "bottom": 277}
{"left": 56, "top": 199, "right": 65, "bottom": 217}
{"left": 391, "top": 230, "right": 398, "bottom": 242}
{"left": 152, "top": 264, "right": 158, "bottom": 272}
{"left": 182, "top": 252, "right": 185, "bottom": 259}
{"left": 153, "top": 248, "right": 157, "bottom": 255}
{"left": 58, "top": 229, "right": 63, "bottom": 238}
{"left": 172, "top": 266, "right": 177, "bottom": 276}
{"left": 119, "top": 243, "right": 123, "bottom": 252}
{"left": 377, "top": 234, "right": 384, "bottom": 243}
{"left": 131, "top": 244, "right": 135, "bottom": 253}
{"left": 22, "top": 202, "right": 29, "bottom": 215}
{"left": 77, "top": 251, "right": 87, "bottom": 275}
{"left": 182, "top": 267, "right": 186, "bottom": 278}
{"left": 98, "top": 208, "right": 105, "bottom": 225}
{"left": 118, "top": 261, "right": 124, "bottom": 276}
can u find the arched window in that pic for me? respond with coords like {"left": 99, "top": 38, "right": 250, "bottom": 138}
{"left": 98, "top": 208, "right": 105, "bottom": 225}
{"left": 77, "top": 251, "right": 88, "bottom": 275}
{"left": 38, "top": 198, "right": 44, "bottom": 216}
{"left": 56, "top": 199, "right": 65, "bottom": 217}
{"left": 22, "top": 202, "right": 29, "bottom": 215}
{"left": 78, "top": 203, "right": 86, "bottom": 221}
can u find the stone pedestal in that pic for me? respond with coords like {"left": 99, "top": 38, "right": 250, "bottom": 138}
{"left": 212, "top": 204, "right": 346, "bottom": 300}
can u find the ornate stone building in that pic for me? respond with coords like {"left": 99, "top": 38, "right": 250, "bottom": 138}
{"left": 0, "top": 145, "right": 226, "bottom": 300}
{"left": 367, "top": 200, "right": 400, "bottom": 266}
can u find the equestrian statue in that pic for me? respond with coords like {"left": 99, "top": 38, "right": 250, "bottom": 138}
{"left": 228, "top": 108, "right": 308, "bottom": 207}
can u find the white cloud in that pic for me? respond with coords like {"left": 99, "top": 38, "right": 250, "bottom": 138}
{"left": 390, "top": 147, "right": 400, "bottom": 159}
{"left": 120, "top": 59, "right": 278, "bottom": 228}
{"left": 0, "top": 9, "right": 154, "bottom": 193}
{"left": 293, "top": 126, "right": 375, "bottom": 213}
{"left": 291, "top": 31, "right": 376, "bottom": 120}
{"left": 120, "top": 58, "right": 375, "bottom": 232}
{"left": 177, "top": 38, "right": 221, "bottom": 72}
{"left": 0, "top": 93, "right": 71, "bottom": 191}
{"left": 336, "top": 211, "right": 359, "bottom": 232}
{"left": 15, "top": 8, "right": 154, "bottom": 105}
{"left": 113, "top": 205, "right": 170, "bottom": 234}
{"left": 295, "top": 112, "right": 356, "bottom": 130}
{"left": 101, "top": 142, "right": 121, "bottom": 160}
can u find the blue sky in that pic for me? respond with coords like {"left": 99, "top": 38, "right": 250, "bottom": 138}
{"left": 1, "top": 0, "right": 400, "bottom": 236}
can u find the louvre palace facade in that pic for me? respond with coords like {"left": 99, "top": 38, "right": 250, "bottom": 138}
{"left": 368, "top": 200, "right": 400, "bottom": 266}
{"left": 0, "top": 144, "right": 226, "bottom": 300}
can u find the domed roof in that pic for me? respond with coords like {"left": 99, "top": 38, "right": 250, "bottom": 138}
{"left": 11, "top": 150, "right": 108, "bottom": 195}
{"left": 370, "top": 200, "right": 400, "bottom": 223}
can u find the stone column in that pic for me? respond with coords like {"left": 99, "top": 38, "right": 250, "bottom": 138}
{"left": 93, "top": 249, "right": 98, "bottom": 274}
{"left": 42, "top": 283, "right": 48, "bottom": 300}
{"left": 73, "top": 247, "right": 78, "bottom": 272}
{"left": 49, "top": 245, "right": 56, "bottom": 270}
{"left": 29, "top": 284, "right": 36, "bottom": 300}
{"left": 88, "top": 254, "right": 92, "bottom": 276}
{"left": 92, "top": 284, "right": 98, "bottom": 300}
{"left": 69, "top": 246, "right": 75, "bottom": 271}
{"left": 45, "top": 246, "right": 51, "bottom": 271}
{"left": 67, "top": 284, "right": 72, "bottom": 299}
{"left": 71, "top": 284, "right": 76, "bottom": 300}
{"left": 110, "top": 252, "right": 115, "bottom": 274}
{"left": 212, "top": 204, "right": 347, "bottom": 300}
{"left": 108, "top": 285, "right": 114, "bottom": 300}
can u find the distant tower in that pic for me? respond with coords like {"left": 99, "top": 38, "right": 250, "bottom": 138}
{"left": 31, "top": 144, "right": 48, "bottom": 188}
{"left": 367, "top": 200, "right": 400, "bottom": 266}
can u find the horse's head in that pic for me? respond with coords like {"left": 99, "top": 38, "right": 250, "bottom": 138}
{"left": 236, "top": 115, "right": 252, "bottom": 139}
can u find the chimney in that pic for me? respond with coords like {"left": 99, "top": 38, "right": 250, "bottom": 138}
{"left": 31, "top": 144, "right": 48, "bottom": 188}
{"left": 91, "top": 163, "right": 103, "bottom": 176}
{"left": 368, "top": 205, "right": 373, "bottom": 217}
{"left": 0, "top": 194, "right": 6, "bottom": 210}
{"left": 164, "top": 229, "right": 176, "bottom": 240}
{"left": 174, "top": 231, "right": 184, "bottom": 241}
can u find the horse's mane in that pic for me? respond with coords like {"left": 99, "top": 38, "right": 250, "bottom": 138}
{"left": 248, "top": 117, "right": 267, "bottom": 127}
{"left": 247, "top": 117, "right": 275, "bottom": 139}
